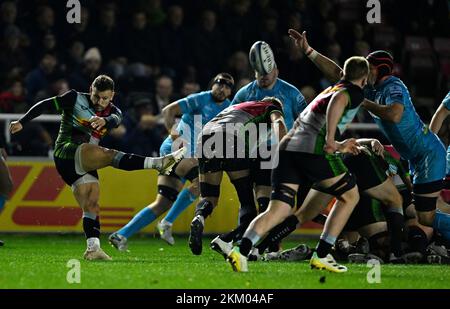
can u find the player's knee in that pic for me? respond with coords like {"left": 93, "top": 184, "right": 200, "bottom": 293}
{"left": 381, "top": 190, "right": 403, "bottom": 209}
{"left": 340, "top": 186, "right": 359, "bottom": 204}
{"left": 188, "top": 181, "right": 200, "bottom": 197}
{"left": 101, "top": 147, "right": 117, "bottom": 162}
{"left": 271, "top": 184, "right": 296, "bottom": 208}
{"left": 157, "top": 185, "right": 179, "bottom": 202}
{"left": 199, "top": 182, "right": 220, "bottom": 198}
{"left": 318, "top": 172, "right": 357, "bottom": 201}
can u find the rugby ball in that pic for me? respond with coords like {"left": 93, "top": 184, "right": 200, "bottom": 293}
{"left": 249, "top": 41, "right": 275, "bottom": 75}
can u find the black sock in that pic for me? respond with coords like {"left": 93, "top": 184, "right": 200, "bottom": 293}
{"left": 257, "top": 197, "right": 270, "bottom": 213}
{"left": 316, "top": 239, "right": 333, "bottom": 258}
{"left": 408, "top": 226, "right": 428, "bottom": 255}
{"left": 239, "top": 237, "right": 253, "bottom": 257}
{"left": 112, "top": 152, "right": 146, "bottom": 171}
{"left": 386, "top": 211, "right": 404, "bottom": 256}
{"left": 221, "top": 224, "right": 247, "bottom": 243}
{"left": 194, "top": 200, "right": 214, "bottom": 219}
{"left": 83, "top": 216, "right": 100, "bottom": 239}
{"left": 256, "top": 215, "right": 299, "bottom": 253}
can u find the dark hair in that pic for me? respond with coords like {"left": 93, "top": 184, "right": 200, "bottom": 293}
{"left": 342, "top": 56, "right": 369, "bottom": 81}
{"left": 210, "top": 72, "right": 234, "bottom": 89}
{"left": 92, "top": 75, "right": 114, "bottom": 92}
{"left": 366, "top": 50, "right": 394, "bottom": 81}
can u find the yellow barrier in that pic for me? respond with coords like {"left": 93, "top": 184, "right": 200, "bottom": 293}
{"left": 0, "top": 161, "right": 321, "bottom": 235}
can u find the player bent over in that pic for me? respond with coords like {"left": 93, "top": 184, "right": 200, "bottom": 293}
{"left": 189, "top": 97, "right": 287, "bottom": 255}
{"left": 10, "top": 75, "right": 185, "bottom": 260}
{"left": 227, "top": 56, "right": 369, "bottom": 273}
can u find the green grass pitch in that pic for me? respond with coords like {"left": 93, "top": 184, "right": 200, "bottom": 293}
{"left": 0, "top": 234, "right": 449, "bottom": 289}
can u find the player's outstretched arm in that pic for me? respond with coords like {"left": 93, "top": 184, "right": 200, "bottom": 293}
{"left": 10, "top": 97, "right": 55, "bottom": 134}
{"left": 288, "top": 29, "right": 342, "bottom": 83}
{"left": 430, "top": 103, "right": 450, "bottom": 134}
{"left": 362, "top": 99, "right": 404, "bottom": 123}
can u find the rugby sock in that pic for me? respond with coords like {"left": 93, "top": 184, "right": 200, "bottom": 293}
{"left": 239, "top": 238, "right": 253, "bottom": 257}
{"left": 256, "top": 215, "right": 299, "bottom": 254}
{"left": 386, "top": 210, "right": 404, "bottom": 256}
{"left": 407, "top": 226, "right": 428, "bottom": 255}
{"left": 316, "top": 234, "right": 336, "bottom": 258}
{"left": 112, "top": 152, "right": 161, "bottom": 170}
{"left": 164, "top": 189, "right": 196, "bottom": 224}
{"left": 83, "top": 212, "right": 100, "bottom": 239}
{"left": 257, "top": 197, "right": 270, "bottom": 213}
{"left": 220, "top": 224, "right": 247, "bottom": 243}
{"left": 240, "top": 230, "right": 261, "bottom": 256}
{"left": 0, "top": 195, "right": 6, "bottom": 213}
{"left": 117, "top": 207, "right": 156, "bottom": 238}
{"left": 194, "top": 200, "right": 214, "bottom": 219}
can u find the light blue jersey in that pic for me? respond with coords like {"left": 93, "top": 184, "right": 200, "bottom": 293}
{"left": 160, "top": 91, "right": 231, "bottom": 156}
{"left": 440, "top": 91, "right": 450, "bottom": 176}
{"left": 367, "top": 76, "right": 446, "bottom": 184}
{"left": 232, "top": 78, "right": 307, "bottom": 130}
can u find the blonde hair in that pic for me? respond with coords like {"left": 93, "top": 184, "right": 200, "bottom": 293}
{"left": 343, "top": 56, "right": 369, "bottom": 81}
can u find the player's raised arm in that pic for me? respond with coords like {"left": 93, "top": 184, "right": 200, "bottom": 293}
{"left": 288, "top": 29, "right": 342, "bottom": 83}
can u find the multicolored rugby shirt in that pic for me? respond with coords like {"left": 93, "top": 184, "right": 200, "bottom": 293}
{"left": 281, "top": 80, "right": 364, "bottom": 155}
{"left": 19, "top": 89, "right": 122, "bottom": 159}
{"left": 200, "top": 100, "right": 284, "bottom": 157}
{"left": 202, "top": 100, "right": 284, "bottom": 135}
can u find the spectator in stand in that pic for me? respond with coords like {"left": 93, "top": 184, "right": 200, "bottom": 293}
{"left": 69, "top": 48, "right": 103, "bottom": 92}
{"left": 125, "top": 11, "right": 160, "bottom": 79}
{"left": 0, "top": 26, "right": 29, "bottom": 84}
{"left": 25, "top": 52, "right": 60, "bottom": 102}
{"left": 152, "top": 75, "right": 175, "bottom": 115}
{"left": 159, "top": 5, "right": 192, "bottom": 82}
{"left": 192, "top": 10, "right": 226, "bottom": 87}
{"left": 226, "top": 51, "right": 253, "bottom": 82}
{"left": 179, "top": 80, "right": 200, "bottom": 98}
{"left": 0, "top": 80, "right": 28, "bottom": 113}
{"left": 122, "top": 96, "right": 163, "bottom": 156}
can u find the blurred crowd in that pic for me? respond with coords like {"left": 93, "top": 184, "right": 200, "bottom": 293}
{"left": 0, "top": 0, "right": 449, "bottom": 156}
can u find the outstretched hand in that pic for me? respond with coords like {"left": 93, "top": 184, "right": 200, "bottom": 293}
{"left": 9, "top": 121, "right": 23, "bottom": 134}
{"left": 288, "top": 29, "right": 310, "bottom": 53}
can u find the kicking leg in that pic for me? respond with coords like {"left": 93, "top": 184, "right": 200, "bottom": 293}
{"left": 77, "top": 143, "right": 185, "bottom": 175}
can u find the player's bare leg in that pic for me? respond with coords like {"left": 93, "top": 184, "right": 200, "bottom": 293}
{"left": 73, "top": 182, "right": 111, "bottom": 261}
{"left": 78, "top": 143, "right": 186, "bottom": 175}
